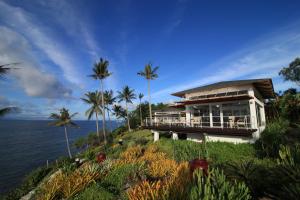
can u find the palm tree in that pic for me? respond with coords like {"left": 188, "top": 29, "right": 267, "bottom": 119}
{"left": 81, "top": 91, "right": 102, "bottom": 144}
{"left": 112, "top": 104, "right": 126, "bottom": 120}
{"left": 137, "top": 63, "right": 159, "bottom": 125}
{"left": 0, "top": 63, "right": 19, "bottom": 77}
{"left": 0, "top": 63, "right": 19, "bottom": 117}
{"left": 49, "top": 108, "right": 78, "bottom": 159}
{"left": 0, "top": 107, "right": 18, "bottom": 117}
{"left": 90, "top": 58, "right": 112, "bottom": 144}
{"left": 138, "top": 93, "right": 144, "bottom": 126}
{"left": 104, "top": 90, "right": 116, "bottom": 132}
{"left": 117, "top": 86, "right": 136, "bottom": 132}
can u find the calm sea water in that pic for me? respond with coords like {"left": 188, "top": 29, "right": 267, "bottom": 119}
{"left": 0, "top": 120, "right": 117, "bottom": 194}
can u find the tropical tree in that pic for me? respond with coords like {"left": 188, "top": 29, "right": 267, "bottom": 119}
{"left": 81, "top": 91, "right": 102, "bottom": 144}
{"left": 0, "top": 107, "right": 19, "bottom": 117}
{"left": 279, "top": 57, "right": 300, "bottom": 85}
{"left": 0, "top": 63, "right": 19, "bottom": 77}
{"left": 138, "top": 93, "right": 144, "bottom": 126}
{"left": 49, "top": 108, "right": 78, "bottom": 159}
{"left": 90, "top": 58, "right": 112, "bottom": 144}
{"left": 0, "top": 63, "right": 19, "bottom": 117}
{"left": 117, "top": 86, "right": 136, "bottom": 132}
{"left": 104, "top": 90, "right": 116, "bottom": 132}
{"left": 112, "top": 104, "right": 126, "bottom": 119}
{"left": 137, "top": 63, "right": 159, "bottom": 125}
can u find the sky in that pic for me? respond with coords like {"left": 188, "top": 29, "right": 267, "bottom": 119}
{"left": 0, "top": 0, "right": 299, "bottom": 120}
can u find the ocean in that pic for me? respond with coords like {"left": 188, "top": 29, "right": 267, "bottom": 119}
{"left": 0, "top": 120, "right": 117, "bottom": 194}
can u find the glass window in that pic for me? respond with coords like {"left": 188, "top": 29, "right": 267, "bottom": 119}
{"left": 192, "top": 105, "right": 210, "bottom": 127}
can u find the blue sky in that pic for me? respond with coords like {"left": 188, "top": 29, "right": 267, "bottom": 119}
{"left": 0, "top": 0, "right": 299, "bottom": 120}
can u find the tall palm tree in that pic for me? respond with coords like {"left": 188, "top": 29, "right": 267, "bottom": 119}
{"left": 49, "top": 108, "right": 78, "bottom": 159}
{"left": 137, "top": 63, "right": 159, "bottom": 125}
{"left": 81, "top": 91, "right": 102, "bottom": 144}
{"left": 90, "top": 58, "right": 112, "bottom": 144}
{"left": 117, "top": 86, "right": 136, "bottom": 132}
{"left": 138, "top": 93, "right": 144, "bottom": 126}
{"left": 104, "top": 90, "right": 116, "bottom": 132}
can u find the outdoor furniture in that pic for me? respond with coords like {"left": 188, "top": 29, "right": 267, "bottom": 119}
{"left": 191, "top": 117, "right": 202, "bottom": 127}
{"left": 228, "top": 116, "right": 235, "bottom": 128}
{"left": 236, "top": 116, "right": 247, "bottom": 128}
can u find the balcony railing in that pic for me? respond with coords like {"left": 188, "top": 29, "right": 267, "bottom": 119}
{"left": 145, "top": 115, "right": 255, "bottom": 130}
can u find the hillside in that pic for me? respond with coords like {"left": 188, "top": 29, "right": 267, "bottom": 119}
{"left": 3, "top": 125, "right": 300, "bottom": 200}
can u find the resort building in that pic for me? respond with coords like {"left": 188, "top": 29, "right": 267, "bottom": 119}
{"left": 144, "top": 79, "right": 275, "bottom": 143}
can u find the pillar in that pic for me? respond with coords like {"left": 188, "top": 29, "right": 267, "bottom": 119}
{"left": 152, "top": 130, "right": 160, "bottom": 142}
{"left": 172, "top": 132, "right": 179, "bottom": 140}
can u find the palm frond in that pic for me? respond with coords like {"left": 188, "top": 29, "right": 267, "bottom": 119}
{"left": 0, "top": 107, "right": 19, "bottom": 117}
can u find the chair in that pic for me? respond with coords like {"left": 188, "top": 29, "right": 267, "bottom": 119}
{"left": 192, "top": 117, "right": 202, "bottom": 127}
{"left": 228, "top": 116, "right": 235, "bottom": 128}
{"left": 236, "top": 116, "right": 247, "bottom": 128}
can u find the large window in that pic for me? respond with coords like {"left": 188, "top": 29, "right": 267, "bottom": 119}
{"left": 192, "top": 105, "right": 210, "bottom": 127}
{"left": 222, "top": 102, "right": 250, "bottom": 128}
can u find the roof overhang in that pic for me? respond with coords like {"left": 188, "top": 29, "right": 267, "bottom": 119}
{"left": 172, "top": 78, "right": 275, "bottom": 99}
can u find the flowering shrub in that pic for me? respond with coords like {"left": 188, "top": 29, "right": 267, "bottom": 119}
{"left": 37, "top": 162, "right": 101, "bottom": 200}
{"left": 127, "top": 162, "right": 190, "bottom": 200}
{"left": 117, "top": 145, "right": 143, "bottom": 165}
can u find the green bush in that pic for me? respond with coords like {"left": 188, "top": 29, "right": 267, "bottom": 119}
{"left": 189, "top": 168, "right": 251, "bottom": 200}
{"left": 72, "top": 183, "right": 115, "bottom": 200}
{"left": 255, "top": 119, "right": 289, "bottom": 158}
{"left": 100, "top": 163, "right": 140, "bottom": 195}
{"left": 157, "top": 139, "right": 255, "bottom": 164}
{"left": 4, "top": 166, "right": 52, "bottom": 200}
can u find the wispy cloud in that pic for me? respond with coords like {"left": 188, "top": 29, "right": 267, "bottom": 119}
{"left": 163, "top": 0, "right": 188, "bottom": 35}
{"left": 153, "top": 22, "right": 300, "bottom": 101}
{"left": 0, "top": 1, "right": 85, "bottom": 86}
{"left": 0, "top": 27, "right": 73, "bottom": 99}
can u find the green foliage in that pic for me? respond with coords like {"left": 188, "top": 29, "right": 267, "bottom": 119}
{"left": 189, "top": 168, "right": 251, "bottom": 200}
{"left": 157, "top": 139, "right": 255, "bottom": 164}
{"left": 72, "top": 183, "right": 115, "bottom": 200}
{"left": 279, "top": 92, "right": 300, "bottom": 123}
{"left": 4, "top": 166, "right": 52, "bottom": 200}
{"left": 270, "top": 145, "right": 300, "bottom": 199}
{"left": 255, "top": 119, "right": 289, "bottom": 157}
{"left": 279, "top": 57, "right": 300, "bottom": 85}
{"left": 100, "top": 164, "right": 140, "bottom": 195}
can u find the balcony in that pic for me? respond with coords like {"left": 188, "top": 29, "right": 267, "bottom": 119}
{"left": 143, "top": 115, "right": 257, "bottom": 137}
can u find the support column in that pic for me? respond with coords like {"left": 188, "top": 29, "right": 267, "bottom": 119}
{"left": 172, "top": 132, "right": 179, "bottom": 140}
{"left": 209, "top": 104, "right": 213, "bottom": 127}
{"left": 152, "top": 130, "right": 160, "bottom": 142}
{"left": 185, "top": 106, "right": 191, "bottom": 127}
{"left": 220, "top": 104, "right": 224, "bottom": 128}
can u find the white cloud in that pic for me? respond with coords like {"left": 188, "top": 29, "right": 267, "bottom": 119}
{"left": 153, "top": 23, "right": 300, "bottom": 100}
{"left": 0, "top": 26, "right": 72, "bottom": 99}
{"left": 0, "top": 1, "right": 84, "bottom": 86}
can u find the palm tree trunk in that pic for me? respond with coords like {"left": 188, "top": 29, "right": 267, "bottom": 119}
{"left": 125, "top": 102, "right": 131, "bottom": 132}
{"left": 108, "top": 109, "right": 112, "bottom": 132}
{"left": 148, "top": 80, "right": 152, "bottom": 125}
{"left": 139, "top": 99, "right": 143, "bottom": 126}
{"left": 95, "top": 112, "right": 100, "bottom": 144}
{"left": 100, "top": 79, "right": 107, "bottom": 144}
{"left": 64, "top": 126, "right": 72, "bottom": 159}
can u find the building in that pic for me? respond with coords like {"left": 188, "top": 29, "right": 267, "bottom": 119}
{"left": 144, "top": 78, "right": 275, "bottom": 143}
